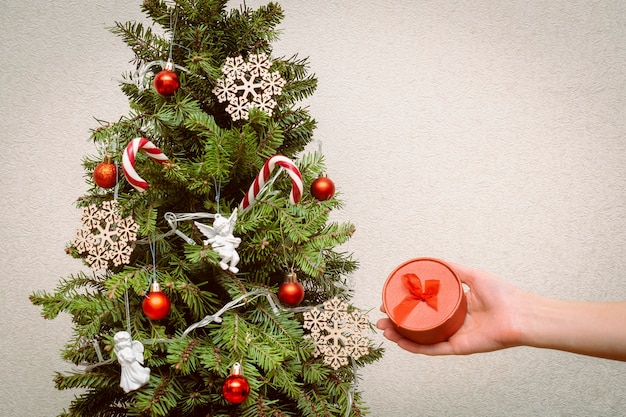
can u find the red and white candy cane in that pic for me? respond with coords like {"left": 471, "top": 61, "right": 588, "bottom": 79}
{"left": 122, "top": 137, "right": 169, "bottom": 192}
{"left": 240, "top": 154, "right": 303, "bottom": 210}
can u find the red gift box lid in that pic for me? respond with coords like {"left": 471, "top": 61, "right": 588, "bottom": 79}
{"left": 382, "top": 257, "right": 467, "bottom": 344}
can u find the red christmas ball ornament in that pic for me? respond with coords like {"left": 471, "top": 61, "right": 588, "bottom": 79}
{"left": 142, "top": 282, "right": 171, "bottom": 320}
{"left": 93, "top": 155, "right": 117, "bottom": 189}
{"left": 222, "top": 362, "right": 250, "bottom": 404}
{"left": 310, "top": 175, "right": 335, "bottom": 201}
{"left": 153, "top": 61, "right": 180, "bottom": 97}
{"left": 278, "top": 271, "right": 305, "bottom": 307}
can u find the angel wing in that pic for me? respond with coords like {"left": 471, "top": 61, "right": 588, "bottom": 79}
{"left": 131, "top": 340, "right": 145, "bottom": 365}
{"left": 194, "top": 221, "right": 216, "bottom": 244}
{"left": 227, "top": 208, "right": 238, "bottom": 228}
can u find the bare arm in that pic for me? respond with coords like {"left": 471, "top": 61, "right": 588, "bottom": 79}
{"left": 377, "top": 262, "right": 626, "bottom": 361}
{"left": 520, "top": 295, "right": 626, "bottom": 361}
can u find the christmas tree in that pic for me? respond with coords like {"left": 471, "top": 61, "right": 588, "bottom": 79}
{"left": 30, "top": 1, "right": 382, "bottom": 416}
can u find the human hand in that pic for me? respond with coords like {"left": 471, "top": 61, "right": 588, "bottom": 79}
{"left": 377, "top": 262, "right": 527, "bottom": 356}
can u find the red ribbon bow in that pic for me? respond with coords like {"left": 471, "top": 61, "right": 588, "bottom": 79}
{"left": 392, "top": 273, "right": 440, "bottom": 325}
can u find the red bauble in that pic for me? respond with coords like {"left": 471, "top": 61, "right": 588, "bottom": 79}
{"left": 142, "top": 283, "right": 171, "bottom": 320}
{"left": 310, "top": 176, "right": 335, "bottom": 201}
{"left": 222, "top": 363, "right": 250, "bottom": 404}
{"left": 153, "top": 64, "right": 180, "bottom": 97}
{"left": 278, "top": 272, "right": 305, "bottom": 307}
{"left": 93, "top": 156, "right": 117, "bottom": 189}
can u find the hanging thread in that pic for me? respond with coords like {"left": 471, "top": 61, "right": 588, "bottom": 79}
{"left": 168, "top": 8, "right": 178, "bottom": 61}
{"left": 124, "top": 283, "right": 132, "bottom": 334}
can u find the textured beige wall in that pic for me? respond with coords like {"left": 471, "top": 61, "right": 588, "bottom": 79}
{"left": 2, "top": 1, "right": 625, "bottom": 416}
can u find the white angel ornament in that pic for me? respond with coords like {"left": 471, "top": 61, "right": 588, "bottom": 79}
{"left": 114, "top": 331, "right": 151, "bottom": 393}
{"left": 195, "top": 209, "right": 241, "bottom": 273}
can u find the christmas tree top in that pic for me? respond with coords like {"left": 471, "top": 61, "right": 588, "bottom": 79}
{"left": 31, "top": 1, "right": 383, "bottom": 416}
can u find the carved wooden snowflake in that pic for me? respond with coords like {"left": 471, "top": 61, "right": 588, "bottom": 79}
{"left": 213, "top": 53, "right": 285, "bottom": 121}
{"left": 73, "top": 200, "right": 138, "bottom": 270}
{"left": 303, "top": 297, "right": 371, "bottom": 370}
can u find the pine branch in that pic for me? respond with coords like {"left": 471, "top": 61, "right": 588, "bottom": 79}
{"left": 110, "top": 21, "right": 164, "bottom": 64}
{"left": 30, "top": 273, "right": 101, "bottom": 320}
{"left": 55, "top": 370, "right": 119, "bottom": 391}
{"left": 277, "top": 108, "right": 316, "bottom": 156}
{"left": 222, "top": 3, "right": 284, "bottom": 55}
{"left": 132, "top": 372, "right": 180, "bottom": 417}
{"left": 167, "top": 338, "right": 202, "bottom": 375}
{"left": 248, "top": 109, "right": 285, "bottom": 161}
{"left": 62, "top": 389, "right": 130, "bottom": 417}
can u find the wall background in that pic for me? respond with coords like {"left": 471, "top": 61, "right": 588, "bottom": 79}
{"left": 2, "top": 1, "right": 625, "bottom": 416}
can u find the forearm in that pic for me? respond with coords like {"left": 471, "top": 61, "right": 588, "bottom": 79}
{"left": 518, "top": 293, "right": 626, "bottom": 361}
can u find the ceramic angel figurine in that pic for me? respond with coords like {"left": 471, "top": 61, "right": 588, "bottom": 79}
{"left": 195, "top": 209, "right": 241, "bottom": 273}
{"left": 114, "top": 331, "right": 151, "bottom": 393}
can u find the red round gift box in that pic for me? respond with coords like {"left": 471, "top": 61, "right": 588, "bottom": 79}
{"left": 382, "top": 257, "right": 467, "bottom": 344}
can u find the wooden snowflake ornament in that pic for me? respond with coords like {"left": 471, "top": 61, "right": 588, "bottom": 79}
{"left": 213, "top": 53, "right": 285, "bottom": 121}
{"left": 303, "top": 297, "right": 371, "bottom": 370}
{"left": 73, "top": 200, "right": 138, "bottom": 270}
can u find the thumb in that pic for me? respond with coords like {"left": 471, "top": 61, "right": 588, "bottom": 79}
{"left": 446, "top": 260, "right": 478, "bottom": 287}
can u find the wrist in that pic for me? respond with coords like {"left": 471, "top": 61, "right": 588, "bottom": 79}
{"left": 514, "top": 291, "right": 549, "bottom": 349}
{"left": 500, "top": 288, "right": 537, "bottom": 349}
